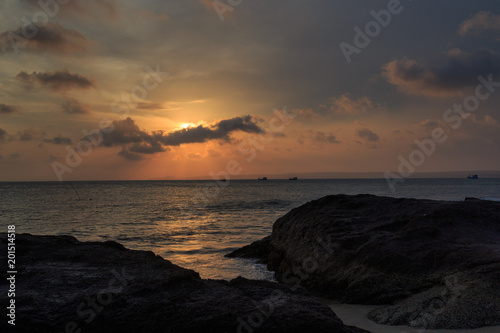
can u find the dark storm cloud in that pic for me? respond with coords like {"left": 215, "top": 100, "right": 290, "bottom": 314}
{"left": 43, "top": 135, "right": 72, "bottom": 145}
{"left": 61, "top": 98, "right": 90, "bottom": 114}
{"left": 383, "top": 50, "right": 500, "bottom": 97}
{"left": 101, "top": 117, "right": 147, "bottom": 147}
{"left": 100, "top": 116, "right": 263, "bottom": 160}
{"left": 0, "top": 23, "right": 89, "bottom": 54}
{"left": 16, "top": 69, "right": 94, "bottom": 92}
{"left": 0, "top": 104, "right": 19, "bottom": 114}
{"left": 357, "top": 128, "right": 380, "bottom": 142}
{"left": 102, "top": 116, "right": 263, "bottom": 147}
{"left": 159, "top": 115, "right": 263, "bottom": 146}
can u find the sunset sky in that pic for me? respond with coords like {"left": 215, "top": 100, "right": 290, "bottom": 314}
{"left": 1, "top": 0, "right": 500, "bottom": 181}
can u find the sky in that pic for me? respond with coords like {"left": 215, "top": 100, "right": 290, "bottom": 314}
{"left": 0, "top": 0, "right": 500, "bottom": 181}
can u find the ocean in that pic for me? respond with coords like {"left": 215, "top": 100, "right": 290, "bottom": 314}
{"left": 1, "top": 178, "right": 499, "bottom": 281}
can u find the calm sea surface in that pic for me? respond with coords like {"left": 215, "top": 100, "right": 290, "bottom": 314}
{"left": 1, "top": 178, "right": 499, "bottom": 280}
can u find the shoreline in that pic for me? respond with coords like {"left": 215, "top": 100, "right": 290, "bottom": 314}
{"left": 228, "top": 194, "right": 500, "bottom": 330}
{"left": 0, "top": 233, "right": 369, "bottom": 333}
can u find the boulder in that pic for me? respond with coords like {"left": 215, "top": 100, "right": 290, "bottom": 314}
{"left": 0, "top": 233, "right": 369, "bottom": 333}
{"left": 226, "top": 236, "right": 270, "bottom": 263}
{"left": 228, "top": 194, "right": 500, "bottom": 329}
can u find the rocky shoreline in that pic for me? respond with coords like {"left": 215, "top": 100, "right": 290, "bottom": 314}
{"left": 227, "top": 194, "right": 500, "bottom": 330}
{"left": 3, "top": 194, "right": 499, "bottom": 332}
{"left": 0, "top": 233, "right": 368, "bottom": 333}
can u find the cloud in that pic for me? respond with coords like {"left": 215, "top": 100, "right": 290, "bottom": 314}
{"left": 0, "top": 104, "right": 19, "bottom": 114}
{"left": 459, "top": 11, "right": 500, "bottom": 36}
{"left": 101, "top": 117, "right": 148, "bottom": 147}
{"left": 418, "top": 119, "right": 446, "bottom": 132}
{"left": 9, "top": 153, "right": 20, "bottom": 159}
{"left": 188, "top": 153, "right": 202, "bottom": 159}
{"left": 299, "top": 130, "right": 340, "bottom": 145}
{"left": 200, "top": 0, "right": 233, "bottom": 19}
{"left": 314, "top": 131, "right": 340, "bottom": 144}
{"left": 294, "top": 94, "right": 376, "bottom": 119}
{"left": 0, "top": 23, "right": 89, "bottom": 55}
{"left": 383, "top": 51, "right": 500, "bottom": 97}
{"left": 160, "top": 116, "right": 263, "bottom": 146}
{"left": 43, "top": 135, "right": 72, "bottom": 145}
{"left": 139, "top": 9, "right": 170, "bottom": 22}
{"left": 61, "top": 98, "right": 90, "bottom": 114}
{"left": 357, "top": 128, "right": 380, "bottom": 142}
{"left": 207, "top": 149, "right": 221, "bottom": 157}
{"left": 322, "top": 94, "right": 374, "bottom": 115}
{"left": 16, "top": 69, "right": 94, "bottom": 92}
{"left": 128, "top": 142, "right": 168, "bottom": 154}
{"left": 0, "top": 128, "right": 6, "bottom": 141}
{"left": 99, "top": 116, "right": 263, "bottom": 160}
{"left": 17, "top": 128, "right": 42, "bottom": 141}
{"left": 118, "top": 148, "right": 143, "bottom": 162}
{"left": 292, "top": 108, "right": 317, "bottom": 120}
{"left": 136, "top": 102, "right": 166, "bottom": 110}
{"left": 19, "top": 0, "right": 118, "bottom": 19}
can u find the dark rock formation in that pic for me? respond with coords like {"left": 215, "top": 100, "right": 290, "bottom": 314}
{"left": 228, "top": 194, "right": 500, "bottom": 329}
{"left": 0, "top": 233, "right": 369, "bottom": 333}
{"left": 226, "top": 236, "right": 270, "bottom": 263}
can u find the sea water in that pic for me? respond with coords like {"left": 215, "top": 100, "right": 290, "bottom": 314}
{"left": 1, "top": 178, "right": 499, "bottom": 280}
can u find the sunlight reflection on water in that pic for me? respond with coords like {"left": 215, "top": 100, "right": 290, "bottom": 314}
{"left": 1, "top": 178, "right": 499, "bottom": 280}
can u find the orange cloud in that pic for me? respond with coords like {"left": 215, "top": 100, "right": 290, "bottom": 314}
{"left": 459, "top": 11, "right": 500, "bottom": 36}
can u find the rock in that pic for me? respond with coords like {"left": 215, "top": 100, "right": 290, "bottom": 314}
{"left": 229, "top": 194, "right": 500, "bottom": 329}
{"left": 226, "top": 236, "right": 270, "bottom": 263}
{"left": 0, "top": 233, "right": 369, "bottom": 333}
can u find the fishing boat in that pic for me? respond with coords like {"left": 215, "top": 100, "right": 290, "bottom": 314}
{"left": 467, "top": 174, "right": 479, "bottom": 179}
{"left": 258, "top": 177, "right": 268, "bottom": 181}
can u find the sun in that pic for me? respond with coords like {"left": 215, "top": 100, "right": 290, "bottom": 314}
{"left": 179, "top": 122, "right": 203, "bottom": 129}
{"left": 180, "top": 123, "right": 197, "bottom": 129}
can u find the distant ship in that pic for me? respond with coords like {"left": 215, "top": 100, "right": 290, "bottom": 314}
{"left": 289, "top": 177, "right": 298, "bottom": 180}
{"left": 258, "top": 177, "right": 268, "bottom": 181}
{"left": 468, "top": 174, "right": 479, "bottom": 179}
